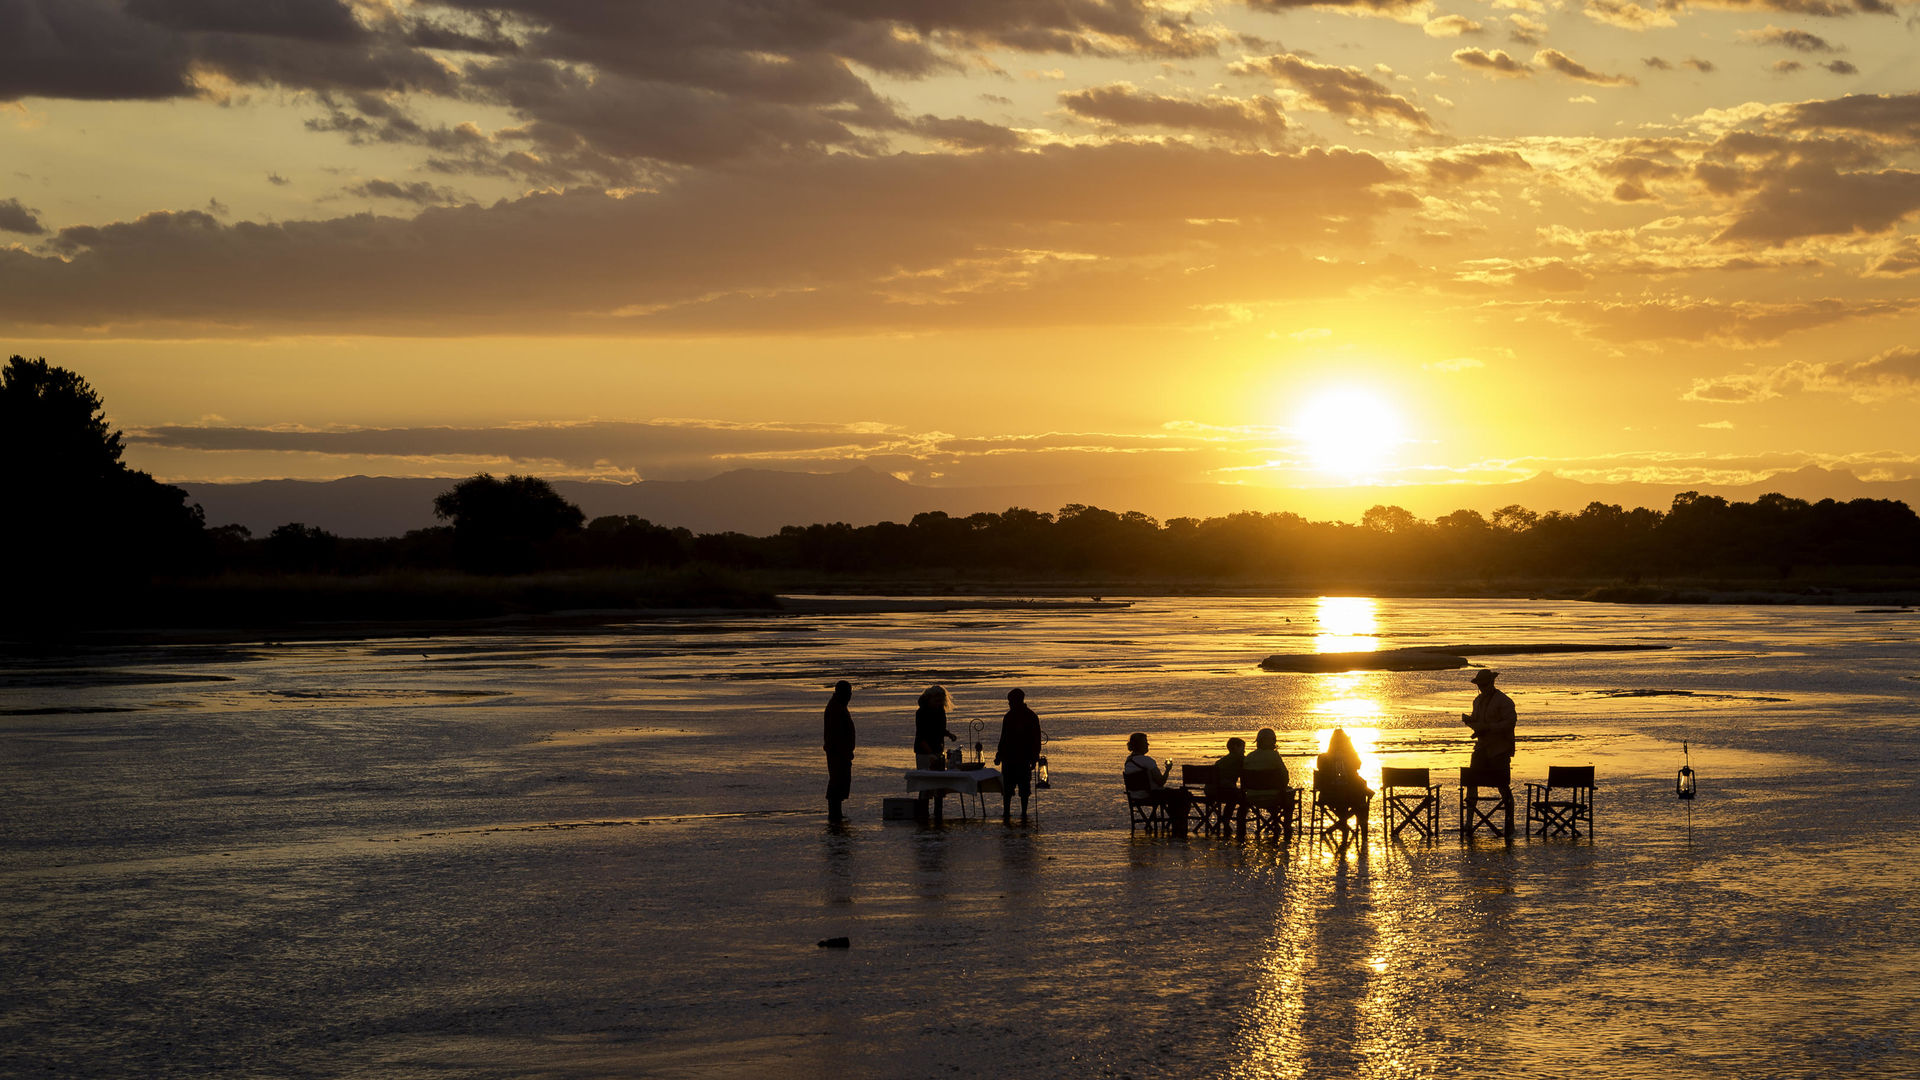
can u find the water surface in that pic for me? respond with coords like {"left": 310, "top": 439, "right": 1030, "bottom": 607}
{"left": 3, "top": 597, "right": 1916, "bottom": 1078}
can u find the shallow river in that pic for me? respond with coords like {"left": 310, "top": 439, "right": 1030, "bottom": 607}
{"left": 3, "top": 596, "right": 1917, "bottom": 1079}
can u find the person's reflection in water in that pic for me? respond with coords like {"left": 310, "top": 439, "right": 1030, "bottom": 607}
{"left": 993, "top": 688, "right": 1043, "bottom": 824}
{"left": 1124, "top": 732, "right": 1191, "bottom": 837}
{"left": 823, "top": 680, "right": 855, "bottom": 825}
{"left": 914, "top": 684, "right": 957, "bottom": 822}
{"left": 1316, "top": 728, "right": 1373, "bottom": 849}
{"left": 1297, "top": 853, "right": 1377, "bottom": 1075}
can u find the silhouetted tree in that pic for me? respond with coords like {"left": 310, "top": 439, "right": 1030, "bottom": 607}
{"left": 1361, "top": 504, "right": 1420, "bottom": 534}
{"left": 1, "top": 355, "right": 206, "bottom": 619}
{"left": 264, "top": 522, "right": 340, "bottom": 573}
{"left": 432, "top": 473, "right": 584, "bottom": 573}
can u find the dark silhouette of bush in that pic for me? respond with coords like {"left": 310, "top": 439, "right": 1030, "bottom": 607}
{"left": 432, "top": 473, "right": 585, "bottom": 573}
{"left": 263, "top": 522, "right": 340, "bottom": 573}
{"left": 582, "top": 515, "right": 693, "bottom": 568}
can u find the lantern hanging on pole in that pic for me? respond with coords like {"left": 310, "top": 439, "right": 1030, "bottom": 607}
{"left": 1676, "top": 740, "right": 1697, "bottom": 800}
{"left": 1034, "top": 725, "right": 1050, "bottom": 789}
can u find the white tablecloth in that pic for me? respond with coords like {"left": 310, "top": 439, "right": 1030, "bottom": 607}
{"left": 903, "top": 767, "right": 1003, "bottom": 795}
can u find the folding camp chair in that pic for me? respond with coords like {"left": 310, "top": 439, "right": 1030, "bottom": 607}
{"left": 1526, "top": 766, "right": 1596, "bottom": 837}
{"left": 1380, "top": 766, "right": 1442, "bottom": 842}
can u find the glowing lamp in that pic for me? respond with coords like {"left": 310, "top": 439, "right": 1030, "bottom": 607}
{"left": 1676, "top": 741, "right": 1697, "bottom": 801}
{"left": 1035, "top": 755, "right": 1050, "bottom": 789}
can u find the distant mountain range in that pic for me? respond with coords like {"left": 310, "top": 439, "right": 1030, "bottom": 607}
{"left": 178, "top": 465, "right": 1920, "bottom": 539}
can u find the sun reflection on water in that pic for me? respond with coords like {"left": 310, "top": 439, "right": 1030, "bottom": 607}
{"left": 1303, "top": 671, "right": 1386, "bottom": 787}
{"left": 1313, "top": 596, "right": 1379, "bottom": 654}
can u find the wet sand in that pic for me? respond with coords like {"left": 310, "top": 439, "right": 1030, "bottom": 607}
{"left": 3, "top": 597, "right": 1916, "bottom": 1078}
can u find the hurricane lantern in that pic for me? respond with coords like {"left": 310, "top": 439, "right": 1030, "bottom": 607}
{"left": 1676, "top": 741, "right": 1697, "bottom": 800}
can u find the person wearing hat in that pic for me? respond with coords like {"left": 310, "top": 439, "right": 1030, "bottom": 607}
{"left": 1462, "top": 668, "right": 1517, "bottom": 836}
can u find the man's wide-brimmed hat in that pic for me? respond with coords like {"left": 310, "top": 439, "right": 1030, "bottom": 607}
{"left": 1469, "top": 669, "right": 1499, "bottom": 685}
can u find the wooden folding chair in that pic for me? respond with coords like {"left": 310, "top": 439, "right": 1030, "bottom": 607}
{"left": 1526, "top": 766, "right": 1596, "bottom": 837}
{"left": 1311, "top": 768, "right": 1371, "bottom": 848}
{"left": 1457, "top": 765, "right": 1512, "bottom": 839}
{"left": 1380, "top": 766, "right": 1442, "bottom": 842}
{"left": 1179, "top": 762, "right": 1223, "bottom": 835}
{"left": 1125, "top": 770, "right": 1170, "bottom": 833}
{"left": 1241, "top": 768, "right": 1297, "bottom": 841}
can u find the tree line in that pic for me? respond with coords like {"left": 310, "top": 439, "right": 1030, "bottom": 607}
{"left": 155, "top": 463, "right": 1920, "bottom": 583}
{"left": 8, "top": 354, "right": 1920, "bottom": 625}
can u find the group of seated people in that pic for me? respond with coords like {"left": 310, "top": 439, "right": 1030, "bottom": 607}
{"left": 1123, "top": 728, "right": 1374, "bottom": 840}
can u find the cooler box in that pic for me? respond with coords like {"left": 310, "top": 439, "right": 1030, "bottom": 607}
{"left": 882, "top": 797, "right": 924, "bottom": 821}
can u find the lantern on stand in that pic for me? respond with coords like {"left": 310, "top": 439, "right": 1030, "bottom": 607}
{"left": 1676, "top": 740, "right": 1697, "bottom": 800}
{"left": 1035, "top": 724, "right": 1051, "bottom": 789}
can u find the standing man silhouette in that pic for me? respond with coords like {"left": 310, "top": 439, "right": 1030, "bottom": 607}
{"left": 823, "top": 680, "right": 855, "bottom": 824}
{"left": 1462, "top": 669, "right": 1516, "bottom": 836}
{"left": 993, "top": 688, "right": 1043, "bottom": 823}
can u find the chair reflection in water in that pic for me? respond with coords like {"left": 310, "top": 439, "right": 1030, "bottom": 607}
{"left": 1526, "top": 766, "right": 1596, "bottom": 837}
{"left": 1379, "top": 766, "right": 1442, "bottom": 842}
{"left": 1458, "top": 764, "right": 1513, "bottom": 840}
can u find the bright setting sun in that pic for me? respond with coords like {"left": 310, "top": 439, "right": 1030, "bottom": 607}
{"left": 1293, "top": 388, "right": 1404, "bottom": 479}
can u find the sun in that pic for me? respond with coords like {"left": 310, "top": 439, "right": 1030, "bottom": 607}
{"left": 1293, "top": 388, "right": 1403, "bottom": 478}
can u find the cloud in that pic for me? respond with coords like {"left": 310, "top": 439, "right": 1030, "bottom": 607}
{"left": 1740, "top": 26, "right": 1842, "bottom": 51}
{"left": 1507, "top": 296, "right": 1915, "bottom": 345}
{"left": 1684, "top": 346, "right": 1920, "bottom": 403}
{"left": 1230, "top": 53, "right": 1436, "bottom": 132}
{"left": 1425, "top": 149, "right": 1532, "bottom": 182}
{"left": 1059, "top": 83, "right": 1289, "bottom": 140}
{"left": 1584, "top": 1, "right": 1677, "bottom": 29}
{"left": 131, "top": 418, "right": 917, "bottom": 478}
{"left": 344, "top": 178, "right": 469, "bottom": 204}
{"left": 1866, "top": 236, "right": 1920, "bottom": 276}
{"left": 1453, "top": 257, "right": 1593, "bottom": 291}
{"left": 0, "top": 143, "right": 1413, "bottom": 335}
{"left": 1823, "top": 60, "right": 1858, "bottom": 75}
{"left": 1, "top": 0, "right": 1227, "bottom": 179}
{"left": 1507, "top": 14, "right": 1548, "bottom": 43}
{"left": 1644, "top": 57, "right": 1672, "bottom": 70}
{"left": 1688, "top": 0, "right": 1894, "bottom": 15}
{"left": 1453, "top": 48, "right": 1532, "bottom": 77}
{"left": 1686, "top": 58, "right": 1717, "bottom": 73}
{"left": 1244, "top": 0, "right": 1431, "bottom": 13}
{"left": 1769, "top": 92, "right": 1920, "bottom": 141}
{"left": 1424, "top": 15, "right": 1484, "bottom": 36}
{"left": 128, "top": 415, "right": 1329, "bottom": 487}
{"left": 1773, "top": 60, "right": 1805, "bottom": 74}
{"left": 0, "top": 196, "right": 45, "bottom": 234}
{"left": 1715, "top": 161, "right": 1920, "bottom": 245}
{"left": 1534, "top": 49, "right": 1637, "bottom": 86}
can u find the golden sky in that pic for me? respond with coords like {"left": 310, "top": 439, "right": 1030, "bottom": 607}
{"left": 4, "top": 0, "right": 1918, "bottom": 509}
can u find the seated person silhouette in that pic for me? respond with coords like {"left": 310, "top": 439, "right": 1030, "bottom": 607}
{"left": 1240, "top": 728, "right": 1292, "bottom": 835}
{"left": 1315, "top": 728, "right": 1373, "bottom": 845}
{"left": 1209, "top": 737, "right": 1248, "bottom": 835}
{"left": 1123, "top": 732, "right": 1192, "bottom": 837}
